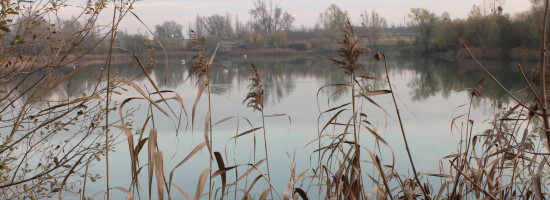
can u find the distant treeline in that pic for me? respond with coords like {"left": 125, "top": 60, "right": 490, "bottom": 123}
{"left": 1, "top": 0, "right": 545, "bottom": 59}
{"left": 406, "top": 0, "right": 546, "bottom": 60}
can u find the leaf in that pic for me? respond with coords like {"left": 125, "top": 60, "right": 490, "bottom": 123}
{"left": 260, "top": 188, "right": 271, "bottom": 200}
{"left": 364, "top": 125, "right": 396, "bottom": 169}
{"left": 214, "top": 152, "right": 227, "bottom": 198}
{"left": 117, "top": 80, "right": 171, "bottom": 118}
{"left": 119, "top": 97, "right": 144, "bottom": 128}
{"left": 192, "top": 81, "right": 207, "bottom": 128}
{"left": 213, "top": 116, "right": 237, "bottom": 127}
{"left": 204, "top": 111, "right": 212, "bottom": 155}
{"left": 113, "top": 187, "right": 134, "bottom": 200}
{"left": 294, "top": 188, "right": 309, "bottom": 200}
{"left": 419, "top": 173, "right": 453, "bottom": 178}
{"left": 231, "top": 127, "right": 263, "bottom": 139}
{"left": 243, "top": 175, "right": 263, "bottom": 198}
{"left": 147, "top": 128, "right": 158, "bottom": 200}
{"left": 282, "top": 181, "right": 294, "bottom": 200}
{"left": 356, "top": 90, "right": 391, "bottom": 97}
{"left": 154, "top": 152, "right": 165, "bottom": 200}
{"left": 294, "top": 169, "right": 309, "bottom": 183}
{"left": 319, "top": 109, "right": 348, "bottom": 134}
{"left": 322, "top": 103, "right": 351, "bottom": 114}
{"left": 171, "top": 183, "right": 191, "bottom": 200}
{"left": 193, "top": 168, "right": 211, "bottom": 200}
{"left": 169, "top": 142, "right": 207, "bottom": 188}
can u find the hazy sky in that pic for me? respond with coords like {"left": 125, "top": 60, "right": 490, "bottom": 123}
{"left": 106, "top": 0, "right": 533, "bottom": 33}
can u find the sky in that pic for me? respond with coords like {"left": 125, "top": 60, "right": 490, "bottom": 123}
{"left": 69, "top": 0, "right": 535, "bottom": 33}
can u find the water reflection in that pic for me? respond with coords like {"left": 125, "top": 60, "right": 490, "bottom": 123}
{"left": 4, "top": 55, "right": 535, "bottom": 108}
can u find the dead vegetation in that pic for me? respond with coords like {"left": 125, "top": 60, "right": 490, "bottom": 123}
{"left": 0, "top": 1, "right": 549, "bottom": 200}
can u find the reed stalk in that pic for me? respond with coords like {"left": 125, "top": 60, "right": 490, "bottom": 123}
{"left": 206, "top": 44, "right": 219, "bottom": 200}
{"left": 104, "top": 4, "right": 119, "bottom": 200}
{"left": 539, "top": 0, "right": 550, "bottom": 153}
{"left": 381, "top": 54, "right": 430, "bottom": 199}
{"left": 243, "top": 63, "right": 273, "bottom": 199}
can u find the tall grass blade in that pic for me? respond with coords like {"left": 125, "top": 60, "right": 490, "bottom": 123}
{"left": 193, "top": 168, "right": 211, "bottom": 200}
{"left": 148, "top": 128, "right": 158, "bottom": 200}
{"left": 294, "top": 188, "right": 308, "bottom": 200}
{"left": 192, "top": 81, "right": 207, "bottom": 128}
{"left": 213, "top": 116, "right": 237, "bottom": 127}
{"left": 533, "top": 157, "right": 546, "bottom": 200}
{"left": 231, "top": 127, "right": 263, "bottom": 139}
{"left": 355, "top": 90, "right": 391, "bottom": 97}
{"left": 169, "top": 142, "right": 207, "bottom": 187}
{"left": 155, "top": 151, "right": 165, "bottom": 200}
{"left": 204, "top": 111, "right": 213, "bottom": 155}
{"left": 282, "top": 181, "right": 294, "bottom": 200}
{"left": 213, "top": 152, "right": 227, "bottom": 199}
{"left": 113, "top": 187, "right": 134, "bottom": 200}
{"left": 117, "top": 80, "right": 171, "bottom": 118}
{"left": 243, "top": 175, "right": 263, "bottom": 198}
{"left": 171, "top": 183, "right": 191, "bottom": 200}
{"left": 259, "top": 188, "right": 271, "bottom": 200}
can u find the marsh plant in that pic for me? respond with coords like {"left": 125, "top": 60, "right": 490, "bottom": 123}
{"left": 1, "top": 0, "right": 550, "bottom": 200}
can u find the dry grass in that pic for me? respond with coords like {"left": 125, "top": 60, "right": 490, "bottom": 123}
{"left": 1, "top": 1, "right": 550, "bottom": 200}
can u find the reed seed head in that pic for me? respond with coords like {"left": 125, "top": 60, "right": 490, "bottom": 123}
{"left": 326, "top": 20, "right": 368, "bottom": 75}
{"left": 243, "top": 63, "right": 264, "bottom": 112}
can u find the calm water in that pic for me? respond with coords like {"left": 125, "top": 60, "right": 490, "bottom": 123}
{"left": 52, "top": 55, "right": 535, "bottom": 199}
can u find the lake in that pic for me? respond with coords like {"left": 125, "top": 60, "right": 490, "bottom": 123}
{"left": 52, "top": 54, "right": 535, "bottom": 199}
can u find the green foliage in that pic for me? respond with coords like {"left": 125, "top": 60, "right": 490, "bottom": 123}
{"left": 433, "top": 17, "right": 463, "bottom": 51}
{"left": 408, "top": 8, "right": 438, "bottom": 52}
{"left": 408, "top": 1, "right": 549, "bottom": 58}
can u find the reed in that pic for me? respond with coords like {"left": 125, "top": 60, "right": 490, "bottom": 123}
{"left": 2, "top": 1, "right": 550, "bottom": 199}
{"left": 243, "top": 63, "right": 273, "bottom": 199}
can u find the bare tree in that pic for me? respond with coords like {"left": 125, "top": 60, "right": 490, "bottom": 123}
{"left": 318, "top": 4, "right": 349, "bottom": 39}
{"left": 0, "top": 1, "right": 140, "bottom": 199}
{"left": 249, "top": 0, "right": 294, "bottom": 34}
{"left": 361, "top": 10, "right": 388, "bottom": 47}
{"left": 202, "top": 13, "right": 234, "bottom": 39}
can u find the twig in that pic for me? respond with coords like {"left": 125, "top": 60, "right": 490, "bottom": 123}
{"left": 104, "top": 4, "right": 118, "bottom": 200}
